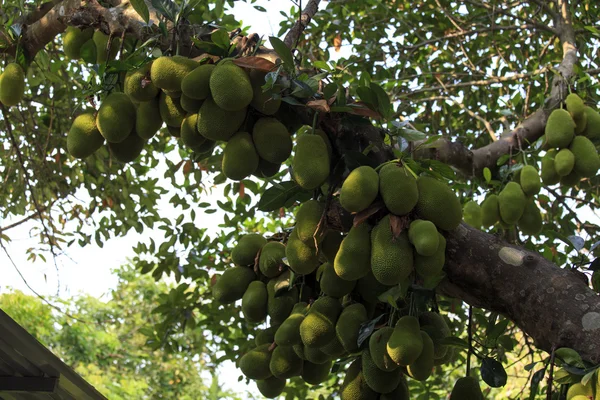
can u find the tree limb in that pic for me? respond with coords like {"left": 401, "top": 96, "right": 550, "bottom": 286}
{"left": 283, "top": 0, "right": 322, "bottom": 49}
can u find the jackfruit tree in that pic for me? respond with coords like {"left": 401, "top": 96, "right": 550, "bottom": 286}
{"left": 1, "top": 0, "right": 600, "bottom": 399}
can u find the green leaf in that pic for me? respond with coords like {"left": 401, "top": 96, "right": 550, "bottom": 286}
{"left": 480, "top": 357, "right": 507, "bottom": 388}
{"left": 211, "top": 29, "right": 231, "bottom": 50}
{"left": 438, "top": 336, "right": 469, "bottom": 349}
{"left": 484, "top": 167, "right": 492, "bottom": 183}
{"left": 269, "top": 36, "right": 294, "bottom": 71}
{"left": 555, "top": 348, "right": 585, "bottom": 368}
{"left": 150, "top": 0, "right": 179, "bottom": 22}
{"left": 257, "top": 181, "right": 304, "bottom": 211}
{"left": 130, "top": 0, "right": 150, "bottom": 23}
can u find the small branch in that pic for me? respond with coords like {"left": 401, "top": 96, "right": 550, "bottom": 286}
{"left": 464, "top": 0, "right": 558, "bottom": 35}
{"left": 283, "top": 0, "right": 321, "bottom": 49}
{"left": 0, "top": 202, "right": 54, "bottom": 233}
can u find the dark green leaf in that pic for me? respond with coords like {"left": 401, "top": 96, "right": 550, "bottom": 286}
{"left": 357, "top": 314, "right": 384, "bottom": 347}
{"left": 269, "top": 36, "right": 294, "bottom": 71}
{"left": 257, "top": 181, "right": 304, "bottom": 211}
{"left": 480, "top": 357, "right": 507, "bottom": 387}
{"left": 130, "top": 0, "right": 150, "bottom": 23}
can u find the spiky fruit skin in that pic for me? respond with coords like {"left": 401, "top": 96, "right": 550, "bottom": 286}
{"left": 463, "top": 200, "right": 482, "bottom": 228}
{"left": 239, "top": 343, "right": 273, "bottom": 380}
{"left": 254, "top": 158, "right": 281, "bottom": 178}
{"left": 267, "top": 280, "right": 299, "bottom": 325}
{"left": 300, "top": 296, "right": 342, "bottom": 348}
{"left": 166, "top": 124, "right": 180, "bottom": 137}
{"left": 179, "top": 94, "right": 203, "bottom": 114}
{"left": 249, "top": 69, "right": 281, "bottom": 115}
{"left": 181, "top": 113, "right": 206, "bottom": 150}
{"left": 545, "top": 108, "right": 575, "bottom": 148}
{"left": 232, "top": 234, "right": 267, "bottom": 266}
{"left": 191, "top": 139, "right": 215, "bottom": 155}
{"left": 314, "top": 128, "right": 333, "bottom": 160}
{"left": 362, "top": 348, "right": 402, "bottom": 394}
{"left": 518, "top": 200, "right": 543, "bottom": 235}
{"left": 318, "top": 262, "right": 356, "bottom": 298}
{"left": 302, "top": 359, "right": 332, "bottom": 385}
{"left": 379, "top": 164, "right": 418, "bottom": 216}
{"left": 555, "top": 148, "right": 575, "bottom": 176}
{"left": 407, "top": 331, "right": 434, "bottom": 381}
{"left": 321, "top": 336, "right": 346, "bottom": 358}
{"left": 67, "top": 112, "right": 104, "bottom": 158}
{"left": 255, "top": 327, "right": 277, "bottom": 346}
{"left": 520, "top": 165, "right": 541, "bottom": 196}
{"left": 136, "top": 97, "right": 163, "bottom": 139}
{"left": 196, "top": 98, "right": 247, "bottom": 141}
{"left": 414, "top": 233, "right": 446, "bottom": 278}
{"left": 321, "top": 230, "right": 343, "bottom": 264}
{"left": 582, "top": 106, "right": 600, "bottom": 140}
{"left": 270, "top": 345, "right": 303, "bottom": 379}
{"left": 408, "top": 219, "right": 439, "bottom": 256}
{"left": 371, "top": 216, "right": 414, "bottom": 285}
{"left": 274, "top": 304, "right": 306, "bottom": 346}
{"left": 259, "top": 241, "right": 286, "bottom": 278}
{"left": 357, "top": 272, "right": 392, "bottom": 303}
{"left": 208, "top": 61, "right": 253, "bottom": 111}
{"left": 541, "top": 149, "right": 560, "bottom": 184}
{"left": 292, "top": 134, "right": 330, "bottom": 190}
{"left": 0, "top": 63, "right": 25, "bottom": 106}
{"left": 92, "top": 31, "right": 119, "bottom": 64}
{"left": 387, "top": 316, "right": 423, "bottom": 366}
{"left": 108, "top": 131, "right": 146, "bottom": 162}
{"left": 286, "top": 228, "right": 320, "bottom": 275}
{"left": 340, "top": 359, "right": 378, "bottom": 400}
{"left": 256, "top": 376, "right": 286, "bottom": 398}
{"left": 252, "top": 117, "right": 292, "bottom": 163}
{"left": 416, "top": 176, "right": 462, "bottom": 230}
{"left": 124, "top": 63, "right": 158, "bottom": 102}
{"left": 419, "top": 311, "right": 450, "bottom": 359}
{"left": 63, "top": 26, "right": 93, "bottom": 59}
{"left": 158, "top": 92, "right": 186, "bottom": 127}
{"left": 150, "top": 56, "right": 198, "bottom": 92}
{"left": 242, "top": 281, "right": 268, "bottom": 323}
{"left": 212, "top": 267, "right": 256, "bottom": 303}
{"left": 481, "top": 194, "right": 500, "bottom": 227}
{"left": 340, "top": 166, "right": 380, "bottom": 213}
{"left": 181, "top": 64, "right": 214, "bottom": 100}
{"left": 566, "top": 93, "right": 585, "bottom": 120}
{"left": 222, "top": 132, "right": 260, "bottom": 180}
{"left": 379, "top": 376, "right": 409, "bottom": 400}
{"left": 295, "top": 200, "right": 324, "bottom": 245}
{"left": 304, "top": 346, "right": 331, "bottom": 364}
{"left": 334, "top": 223, "right": 372, "bottom": 281}
{"left": 96, "top": 93, "right": 135, "bottom": 143}
{"left": 570, "top": 136, "right": 600, "bottom": 177}
{"left": 560, "top": 169, "right": 582, "bottom": 187}
{"left": 336, "top": 303, "right": 368, "bottom": 353}
{"left": 450, "top": 376, "right": 484, "bottom": 400}
{"left": 498, "top": 182, "right": 526, "bottom": 225}
{"left": 369, "top": 327, "right": 399, "bottom": 372}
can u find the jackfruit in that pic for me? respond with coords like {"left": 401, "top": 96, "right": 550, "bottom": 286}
{"left": 318, "top": 262, "right": 356, "bottom": 298}
{"left": 255, "top": 326, "right": 277, "bottom": 346}
{"left": 158, "top": 92, "right": 186, "bottom": 127}
{"left": 208, "top": 61, "right": 253, "bottom": 111}
{"left": 239, "top": 343, "right": 273, "bottom": 380}
{"left": 62, "top": 26, "right": 93, "bottom": 59}
{"left": 321, "top": 335, "right": 346, "bottom": 358}
{"left": 295, "top": 200, "right": 324, "bottom": 246}
{"left": 242, "top": 281, "right": 268, "bottom": 323}
{"left": 414, "top": 232, "right": 446, "bottom": 278}
{"left": 320, "top": 230, "right": 343, "bottom": 264}
{"left": 518, "top": 200, "right": 543, "bottom": 235}
{"left": 136, "top": 97, "right": 163, "bottom": 139}
{"left": 267, "top": 279, "right": 298, "bottom": 325}
{"left": 356, "top": 271, "right": 393, "bottom": 303}
{"left": 249, "top": 69, "right": 281, "bottom": 115}
{"left": 254, "top": 158, "right": 281, "bottom": 178}
{"left": 498, "top": 182, "right": 526, "bottom": 225}
{"left": 222, "top": 132, "right": 260, "bottom": 180}
{"left": 416, "top": 176, "right": 462, "bottom": 230}
{"left": 0, "top": 63, "right": 25, "bottom": 107}
{"left": 96, "top": 93, "right": 135, "bottom": 143}
{"left": 449, "top": 376, "right": 484, "bottom": 400}
{"left": 304, "top": 346, "right": 331, "bottom": 364}
{"left": 274, "top": 302, "right": 307, "bottom": 346}
{"left": 232, "top": 234, "right": 267, "bottom": 266}
{"left": 545, "top": 108, "right": 575, "bottom": 148}
{"left": 463, "top": 200, "right": 482, "bottom": 228}
{"left": 334, "top": 223, "right": 372, "bottom": 281}
{"left": 368, "top": 327, "right": 399, "bottom": 372}
{"left": 67, "top": 112, "right": 104, "bottom": 158}
{"left": 570, "top": 135, "right": 600, "bottom": 177}
{"left": 292, "top": 134, "right": 330, "bottom": 190}
{"left": 340, "top": 166, "right": 380, "bottom": 213}
{"left": 387, "top": 315, "right": 423, "bottom": 366}
{"left": 408, "top": 219, "right": 439, "bottom": 256}
{"left": 181, "top": 113, "right": 206, "bottom": 150}
{"left": 379, "top": 163, "right": 419, "bottom": 216}
{"left": 124, "top": 63, "right": 158, "bottom": 102}
{"left": 181, "top": 64, "right": 215, "bottom": 100}
{"left": 336, "top": 303, "right": 368, "bottom": 353}
{"left": 256, "top": 376, "right": 286, "bottom": 399}
{"left": 92, "top": 31, "right": 119, "bottom": 64}
{"left": 302, "top": 359, "right": 332, "bottom": 385}
{"left": 340, "top": 359, "right": 378, "bottom": 400}
{"left": 566, "top": 93, "right": 585, "bottom": 120}
{"left": 419, "top": 311, "right": 450, "bottom": 359}
{"left": 212, "top": 267, "right": 256, "bottom": 303}
{"left": 150, "top": 56, "right": 198, "bottom": 92}
{"left": 481, "top": 194, "right": 500, "bottom": 227}
{"left": 541, "top": 150, "right": 560, "bottom": 185}
{"left": 166, "top": 124, "right": 180, "bottom": 137}
{"left": 407, "top": 331, "right": 434, "bottom": 381}
{"left": 79, "top": 39, "right": 97, "bottom": 64}
{"left": 371, "top": 215, "right": 414, "bottom": 285}
{"left": 179, "top": 94, "right": 203, "bottom": 114}
{"left": 163, "top": 89, "right": 181, "bottom": 98}
{"left": 560, "top": 169, "right": 582, "bottom": 187}
{"left": 555, "top": 148, "right": 575, "bottom": 176}
{"left": 574, "top": 111, "right": 588, "bottom": 135}
{"left": 269, "top": 345, "right": 303, "bottom": 379}
{"left": 566, "top": 382, "right": 593, "bottom": 399}
{"left": 379, "top": 376, "right": 409, "bottom": 400}
{"left": 285, "top": 228, "right": 319, "bottom": 275}
{"left": 299, "top": 296, "right": 342, "bottom": 348}
{"left": 108, "top": 131, "right": 146, "bottom": 162}
{"left": 292, "top": 343, "right": 306, "bottom": 360}
{"left": 259, "top": 241, "right": 286, "bottom": 278}
{"left": 582, "top": 106, "right": 600, "bottom": 140}
{"left": 362, "top": 348, "right": 402, "bottom": 394}
{"left": 196, "top": 97, "right": 247, "bottom": 141}
{"left": 252, "top": 118, "right": 293, "bottom": 163}
{"left": 520, "top": 165, "right": 541, "bottom": 196}
{"left": 315, "top": 128, "right": 333, "bottom": 160}
{"left": 191, "top": 138, "right": 216, "bottom": 155}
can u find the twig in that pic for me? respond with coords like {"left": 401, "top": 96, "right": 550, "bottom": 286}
{"left": 467, "top": 305, "right": 473, "bottom": 376}
{"left": 283, "top": 0, "right": 321, "bottom": 49}
{"left": 0, "top": 201, "right": 55, "bottom": 233}
{"left": 546, "top": 346, "right": 556, "bottom": 400}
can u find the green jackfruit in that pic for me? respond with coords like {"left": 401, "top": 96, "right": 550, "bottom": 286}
{"left": 320, "top": 230, "right": 343, "bottom": 264}
{"left": 416, "top": 176, "right": 462, "bottom": 230}
{"left": 570, "top": 135, "right": 600, "bottom": 177}
{"left": 566, "top": 382, "right": 593, "bottom": 399}
{"left": 407, "top": 331, "right": 434, "bottom": 381}
{"left": 249, "top": 69, "right": 281, "bottom": 115}
{"left": 379, "top": 164, "right": 419, "bottom": 216}
{"left": 357, "top": 271, "right": 393, "bottom": 303}
{"left": 158, "top": 92, "right": 186, "bottom": 127}
{"left": 181, "top": 64, "right": 215, "bottom": 100}
{"left": 196, "top": 97, "right": 247, "bottom": 141}
{"left": 315, "top": 128, "right": 333, "bottom": 161}
{"left": 108, "top": 131, "right": 146, "bottom": 163}
{"left": 124, "top": 63, "right": 158, "bottom": 102}
{"left": 541, "top": 150, "right": 560, "bottom": 185}
{"left": 92, "top": 31, "right": 119, "bottom": 64}
{"left": 292, "top": 134, "right": 330, "bottom": 190}
{"left": 379, "top": 376, "right": 409, "bottom": 400}
{"left": 574, "top": 111, "right": 587, "bottom": 135}
{"left": 336, "top": 303, "right": 368, "bottom": 353}
{"left": 239, "top": 343, "right": 272, "bottom": 380}
{"left": 362, "top": 348, "right": 402, "bottom": 394}
{"left": 0, "top": 63, "right": 25, "bottom": 107}
{"left": 150, "top": 56, "right": 198, "bottom": 92}
{"left": 166, "top": 124, "right": 180, "bottom": 137}
{"left": 286, "top": 228, "right": 320, "bottom": 275}
{"left": 254, "top": 158, "right": 281, "bottom": 178}
{"left": 259, "top": 241, "right": 286, "bottom": 278}
{"left": 181, "top": 113, "right": 207, "bottom": 150}
{"left": 520, "top": 165, "right": 541, "bottom": 196}
{"left": 321, "top": 335, "right": 346, "bottom": 358}
{"left": 340, "top": 359, "right": 378, "bottom": 400}
{"left": 560, "top": 169, "right": 582, "bottom": 187}
{"left": 179, "top": 94, "right": 203, "bottom": 113}
{"left": 387, "top": 316, "right": 423, "bottom": 366}
{"left": 209, "top": 61, "right": 253, "bottom": 111}
{"left": 498, "top": 182, "right": 526, "bottom": 225}
{"left": 518, "top": 200, "right": 543, "bottom": 235}
{"left": 555, "top": 148, "right": 575, "bottom": 176}
{"left": 340, "top": 166, "right": 380, "bottom": 213}
{"left": 67, "top": 112, "right": 104, "bottom": 159}
{"left": 582, "top": 106, "right": 600, "bottom": 140}
{"left": 274, "top": 303, "right": 307, "bottom": 346}
{"left": 62, "top": 26, "right": 93, "bottom": 59}
{"left": 242, "top": 281, "right": 268, "bottom": 323}
{"left": 318, "top": 262, "right": 356, "bottom": 298}
{"left": 414, "top": 233, "right": 446, "bottom": 278}
{"left": 222, "top": 132, "right": 260, "bottom": 180}
{"left": 450, "top": 376, "right": 484, "bottom": 400}
{"left": 369, "top": 327, "right": 399, "bottom": 372}
{"left": 371, "top": 216, "right": 414, "bottom": 285}
{"left": 408, "top": 220, "right": 439, "bottom": 256}
{"left": 136, "top": 97, "right": 163, "bottom": 139}
{"left": 267, "top": 279, "right": 299, "bottom": 325}
{"left": 300, "top": 296, "right": 342, "bottom": 348}
{"left": 463, "top": 200, "right": 482, "bottom": 228}
{"left": 79, "top": 39, "right": 97, "bottom": 64}
{"left": 304, "top": 346, "right": 331, "bottom": 364}
{"left": 269, "top": 345, "right": 303, "bottom": 379}
{"left": 295, "top": 200, "right": 324, "bottom": 245}
{"left": 212, "top": 267, "right": 256, "bottom": 303}
{"left": 566, "top": 93, "right": 585, "bottom": 120}
{"left": 252, "top": 118, "right": 292, "bottom": 163}
{"left": 334, "top": 223, "right": 372, "bottom": 281}
{"left": 419, "top": 311, "right": 450, "bottom": 359}
{"left": 256, "top": 376, "right": 286, "bottom": 399}
{"left": 481, "top": 194, "right": 500, "bottom": 227}
{"left": 255, "top": 326, "right": 277, "bottom": 346}
{"left": 163, "top": 89, "right": 181, "bottom": 98}
{"left": 232, "top": 234, "right": 267, "bottom": 266}
{"left": 302, "top": 359, "right": 332, "bottom": 385}
{"left": 96, "top": 93, "right": 135, "bottom": 143}
{"left": 191, "top": 138, "right": 216, "bottom": 155}
{"left": 545, "top": 108, "right": 575, "bottom": 148}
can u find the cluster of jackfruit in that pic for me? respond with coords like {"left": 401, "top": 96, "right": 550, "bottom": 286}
{"left": 0, "top": 63, "right": 26, "bottom": 107}
{"left": 62, "top": 26, "right": 121, "bottom": 65}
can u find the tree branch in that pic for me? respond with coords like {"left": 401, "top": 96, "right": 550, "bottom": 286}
{"left": 283, "top": 0, "right": 321, "bottom": 49}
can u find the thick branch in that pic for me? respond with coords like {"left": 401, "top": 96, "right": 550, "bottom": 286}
{"left": 283, "top": 0, "right": 321, "bottom": 49}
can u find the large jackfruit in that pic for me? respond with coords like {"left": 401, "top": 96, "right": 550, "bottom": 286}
{"left": 242, "top": 281, "right": 268, "bottom": 323}
{"left": 299, "top": 296, "right": 342, "bottom": 348}
{"left": 304, "top": 346, "right": 331, "bottom": 364}
{"left": 519, "top": 165, "right": 541, "bottom": 196}
{"left": 285, "top": 228, "right": 320, "bottom": 275}
{"left": 267, "top": 279, "right": 298, "bottom": 325}
{"left": 150, "top": 56, "right": 198, "bottom": 92}
{"left": 369, "top": 327, "right": 399, "bottom": 372}
{"left": 334, "top": 223, "right": 372, "bottom": 281}
{"left": 232, "top": 234, "right": 267, "bottom": 266}
{"left": 62, "top": 26, "right": 93, "bottom": 59}
{"left": 108, "top": 131, "right": 146, "bottom": 163}
{"left": 566, "top": 93, "right": 585, "bottom": 120}
{"left": 545, "top": 108, "right": 575, "bottom": 148}
{"left": 259, "top": 241, "right": 286, "bottom": 278}
{"left": 252, "top": 118, "right": 292, "bottom": 163}
{"left": 196, "top": 97, "right": 247, "bottom": 141}
{"left": 408, "top": 219, "right": 439, "bottom": 256}
{"left": 158, "top": 92, "right": 186, "bottom": 127}
{"left": 222, "top": 132, "right": 260, "bottom": 180}
{"left": 379, "top": 376, "right": 409, "bottom": 400}
{"left": 295, "top": 200, "right": 324, "bottom": 245}
{"left": 209, "top": 61, "right": 253, "bottom": 111}
{"left": 96, "top": 93, "right": 136, "bottom": 143}
{"left": 450, "top": 376, "right": 484, "bottom": 400}
{"left": 124, "top": 63, "right": 158, "bottom": 102}
{"left": 340, "top": 166, "right": 380, "bottom": 213}
{"left": 362, "top": 348, "right": 402, "bottom": 394}
{"left": 318, "top": 262, "right": 356, "bottom": 298}
{"left": 321, "top": 335, "right": 346, "bottom": 358}
{"left": 481, "top": 194, "right": 500, "bottom": 227}
{"left": 269, "top": 345, "right": 303, "bottom": 379}
{"left": 179, "top": 94, "right": 203, "bottom": 114}
{"left": 419, "top": 311, "right": 450, "bottom": 359}
{"left": 0, "top": 63, "right": 25, "bottom": 107}
{"left": 414, "top": 232, "right": 446, "bottom": 278}
{"left": 555, "top": 148, "right": 575, "bottom": 176}
{"left": 387, "top": 316, "right": 423, "bottom": 366}
{"left": 582, "top": 106, "right": 600, "bottom": 140}
{"left": 560, "top": 169, "right": 582, "bottom": 187}
{"left": 379, "top": 164, "right": 419, "bottom": 216}
{"left": 181, "top": 113, "right": 206, "bottom": 150}
{"left": 302, "top": 359, "right": 332, "bottom": 385}
{"left": 336, "top": 303, "right": 368, "bottom": 353}
{"left": 518, "top": 200, "right": 543, "bottom": 235}
{"left": 541, "top": 149, "right": 560, "bottom": 185}
{"left": 136, "top": 97, "right": 163, "bottom": 139}
{"left": 320, "top": 230, "right": 343, "bottom": 264}
{"left": 340, "top": 359, "right": 378, "bottom": 400}
{"left": 212, "top": 267, "right": 256, "bottom": 303}
{"left": 67, "top": 112, "right": 104, "bottom": 159}
{"left": 315, "top": 128, "right": 333, "bottom": 160}
{"left": 92, "top": 31, "right": 119, "bottom": 64}
{"left": 463, "top": 200, "right": 482, "bottom": 229}
{"left": 274, "top": 302, "right": 307, "bottom": 346}
{"left": 181, "top": 64, "right": 215, "bottom": 100}
{"left": 356, "top": 271, "right": 393, "bottom": 303}
{"left": 371, "top": 215, "right": 414, "bottom": 285}
{"left": 239, "top": 343, "right": 272, "bottom": 380}
{"left": 256, "top": 376, "right": 286, "bottom": 399}
{"left": 249, "top": 69, "right": 281, "bottom": 115}
{"left": 292, "top": 134, "right": 330, "bottom": 190}
{"left": 407, "top": 331, "right": 434, "bottom": 381}
{"left": 498, "top": 182, "right": 526, "bottom": 225}
{"left": 416, "top": 176, "right": 462, "bottom": 230}
{"left": 254, "top": 158, "right": 281, "bottom": 179}
{"left": 255, "top": 326, "right": 277, "bottom": 346}
{"left": 570, "top": 135, "right": 600, "bottom": 177}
